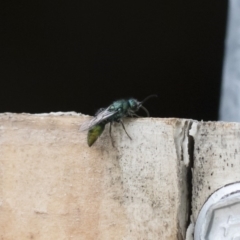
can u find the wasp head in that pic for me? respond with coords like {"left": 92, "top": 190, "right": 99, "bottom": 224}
{"left": 128, "top": 98, "right": 141, "bottom": 111}
{"left": 128, "top": 95, "right": 157, "bottom": 116}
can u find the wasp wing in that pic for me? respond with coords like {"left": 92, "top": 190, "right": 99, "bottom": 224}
{"left": 80, "top": 119, "right": 94, "bottom": 132}
{"left": 80, "top": 108, "right": 117, "bottom": 131}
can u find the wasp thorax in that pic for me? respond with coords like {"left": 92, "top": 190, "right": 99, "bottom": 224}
{"left": 128, "top": 98, "right": 139, "bottom": 111}
{"left": 109, "top": 105, "right": 115, "bottom": 111}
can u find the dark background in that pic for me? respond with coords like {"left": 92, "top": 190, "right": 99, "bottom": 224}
{"left": 2, "top": 1, "right": 228, "bottom": 120}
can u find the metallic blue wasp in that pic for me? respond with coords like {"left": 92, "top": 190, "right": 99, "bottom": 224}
{"left": 80, "top": 95, "right": 157, "bottom": 146}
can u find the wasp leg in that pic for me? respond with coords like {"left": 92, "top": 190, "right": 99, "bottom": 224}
{"left": 140, "top": 105, "right": 150, "bottom": 117}
{"left": 109, "top": 122, "right": 115, "bottom": 147}
{"left": 132, "top": 113, "right": 141, "bottom": 117}
{"left": 120, "top": 120, "right": 132, "bottom": 140}
{"left": 128, "top": 112, "right": 141, "bottom": 118}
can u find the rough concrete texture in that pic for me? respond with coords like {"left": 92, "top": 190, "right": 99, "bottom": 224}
{"left": 0, "top": 113, "right": 188, "bottom": 240}
{"left": 191, "top": 121, "right": 240, "bottom": 222}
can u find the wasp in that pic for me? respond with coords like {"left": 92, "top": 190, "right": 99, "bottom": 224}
{"left": 80, "top": 95, "right": 157, "bottom": 147}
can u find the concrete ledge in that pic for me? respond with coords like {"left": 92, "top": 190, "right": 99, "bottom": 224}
{"left": 0, "top": 113, "right": 188, "bottom": 239}
{"left": 1, "top": 113, "right": 240, "bottom": 239}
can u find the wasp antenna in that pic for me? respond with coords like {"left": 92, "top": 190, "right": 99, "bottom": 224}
{"left": 140, "top": 94, "right": 158, "bottom": 104}
{"left": 140, "top": 105, "right": 150, "bottom": 117}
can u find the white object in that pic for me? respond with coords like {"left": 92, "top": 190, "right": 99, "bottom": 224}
{"left": 194, "top": 182, "right": 240, "bottom": 240}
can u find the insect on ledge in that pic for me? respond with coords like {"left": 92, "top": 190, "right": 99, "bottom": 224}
{"left": 80, "top": 95, "right": 157, "bottom": 147}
